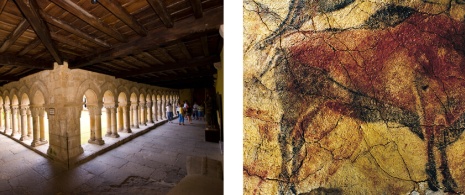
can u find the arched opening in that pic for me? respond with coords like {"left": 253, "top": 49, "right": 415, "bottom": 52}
{"left": 0, "top": 96, "right": 3, "bottom": 130}
{"left": 103, "top": 90, "right": 118, "bottom": 138}
{"left": 118, "top": 92, "right": 131, "bottom": 133}
{"left": 130, "top": 93, "right": 138, "bottom": 128}
{"left": 80, "top": 89, "right": 98, "bottom": 145}
{"left": 139, "top": 93, "right": 146, "bottom": 126}
{"left": 10, "top": 95, "right": 19, "bottom": 137}
{"left": 3, "top": 96, "right": 10, "bottom": 133}
{"left": 31, "top": 91, "right": 48, "bottom": 147}
{"left": 19, "top": 93, "right": 34, "bottom": 141}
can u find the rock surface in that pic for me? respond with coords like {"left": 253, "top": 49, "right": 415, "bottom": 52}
{"left": 244, "top": 0, "right": 465, "bottom": 194}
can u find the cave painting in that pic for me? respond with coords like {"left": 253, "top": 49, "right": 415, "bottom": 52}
{"left": 244, "top": 0, "right": 465, "bottom": 194}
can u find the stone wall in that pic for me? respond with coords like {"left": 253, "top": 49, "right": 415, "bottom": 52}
{"left": 244, "top": 0, "right": 465, "bottom": 194}
{"left": 0, "top": 62, "right": 179, "bottom": 165}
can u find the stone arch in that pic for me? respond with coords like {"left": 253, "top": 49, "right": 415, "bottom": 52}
{"left": 117, "top": 91, "right": 131, "bottom": 133}
{"left": 100, "top": 82, "right": 117, "bottom": 102}
{"left": 9, "top": 88, "right": 19, "bottom": 104}
{"left": 29, "top": 80, "right": 49, "bottom": 106}
{"left": 75, "top": 80, "right": 101, "bottom": 106}
{"left": 18, "top": 86, "right": 30, "bottom": 105}
{"left": 80, "top": 89, "right": 104, "bottom": 145}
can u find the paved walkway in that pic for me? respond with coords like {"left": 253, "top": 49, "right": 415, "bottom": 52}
{"left": 0, "top": 119, "right": 223, "bottom": 195}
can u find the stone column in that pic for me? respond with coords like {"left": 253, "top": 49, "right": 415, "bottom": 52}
{"left": 11, "top": 106, "right": 18, "bottom": 137}
{"left": 31, "top": 107, "right": 40, "bottom": 146}
{"left": 93, "top": 107, "right": 104, "bottom": 145}
{"left": 132, "top": 104, "right": 139, "bottom": 128}
{"left": 147, "top": 102, "right": 153, "bottom": 123}
{"left": 110, "top": 107, "right": 119, "bottom": 138}
{"left": 88, "top": 106, "right": 96, "bottom": 143}
{"left": 117, "top": 106, "right": 123, "bottom": 131}
{"left": 39, "top": 110, "right": 47, "bottom": 143}
{"left": 122, "top": 105, "right": 131, "bottom": 133}
{"left": 3, "top": 106, "right": 9, "bottom": 133}
{"left": 130, "top": 105, "right": 134, "bottom": 127}
{"left": 158, "top": 99, "right": 162, "bottom": 120}
{"left": 105, "top": 107, "right": 112, "bottom": 137}
{"left": 0, "top": 108, "right": 3, "bottom": 129}
{"left": 139, "top": 103, "right": 147, "bottom": 126}
{"left": 27, "top": 108, "right": 32, "bottom": 137}
{"left": 20, "top": 106, "right": 28, "bottom": 141}
{"left": 172, "top": 99, "right": 176, "bottom": 116}
{"left": 162, "top": 97, "right": 167, "bottom": 120}
{"left": 153, "top": 98, "right": 158, "bottom": 121}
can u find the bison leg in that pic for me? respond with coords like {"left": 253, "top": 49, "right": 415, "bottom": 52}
{"left": 438, "top": 131, "right": 457, "bottom": 192}
{"left": 425, "top": 126, "right": 440, "bottom": 191}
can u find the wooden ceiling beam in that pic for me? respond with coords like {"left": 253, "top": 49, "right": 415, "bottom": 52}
{"left": 50, "top": 0, "right": 127, "bottom": 42}
{"left": 98, "top": 0, "right": 147, "bottom": 36}
{"left": 0, "top": 75, "right": 20, "bottom": 81}
{"left": 201, "top": 36, "right": 210, "bottom": 56}
{"left": 151, "top": 69, "right": 216, "bottom": 82}
{"left": 50, "top": 31, "right": 92, "bottom": 51}
{"left": 188, "top": 0, "right": 203, "bottom": 18}
{"left": 70, "top": 6, "right": 223, "bottom": 69}
{"left": 14, "top": 0, "right": 63, "bottom": 65}
{"left": 0, "top": 19, "right": 30, "bottom": 53}
{"left": 0, "top": 0, "right": 7, "bottom": 14}
{"left": 157, "top": 47, "right": 176, "bottom": 62}
{"left": 17, "top": 38, "right": 41, "bottom": 56}
{"left": 147, "top": 0, "right": 173, "bottom": 28}
{"left": 117, "top": 55, "right": 219, "bottom": 78}
{"left": 0, "top": 54, "right": 53, "bottom": 69}
{"left": 40, "top": 11, "right": 111, "bottom": 48}
{"left": 140, "top": 52, "right": 163, "bottom": 65}
{"left": 177, "top": 41, "right": 192, "bottom": 59}
{"left": 147, "top": 77, "right": 214, "bottom": 88}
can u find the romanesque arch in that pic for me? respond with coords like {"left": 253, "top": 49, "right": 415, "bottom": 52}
{"left": 103, "top": 90, "right": 118, "bottom": 138}
{"left": 80, "top": 89, "right": 104, "bottom": 145}
{"left": 118, "top": 92, "right": 131, "bottom": 133}
{"left": 130, "top": 92, "right": 139, "bottom": 129}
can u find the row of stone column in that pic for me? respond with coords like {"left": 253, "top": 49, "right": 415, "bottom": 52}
{"left": 84, "top": 97, "right": 178, "bottom": 145}
{"left": 0, "top": 106, "right": 48, "bottom": 147}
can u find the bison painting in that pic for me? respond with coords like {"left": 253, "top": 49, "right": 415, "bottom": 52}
{"left": 246, "top": 1, "right": 465, "bottom": 194}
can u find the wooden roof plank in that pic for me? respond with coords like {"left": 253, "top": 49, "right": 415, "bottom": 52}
{"left": 0, "top": 54, "right": 53, "bottom": 69}
{"left": 141, "top": 52, "right": 163, "bottom": 65}
{"left": 201, "top": 36, "right": 209, "bottom": 56}
{"left": 40, "top": 11, "right": 111, "bottom": 47}
{"left": 117, "top": 55, "right": 219, "bottom": 78}
{"left": 188, "top": 0, "right": 203, "bottom": 18}
{"left": 0, "top": 19, "right": 30, "bottom": 53}
{"left": 147, "top": 0, "right": 173, "bottom": 28}
{"left": 177, "top": 41, "right": 192, "bottom": 59}
{"left": 98, "top": 0, "right": 147, "bottom": 36}
{"left": 0, "top": 0, "right": 7, "bottom": 15}
{"left": 14, "top": 0, "right": 63, "bottom": 65}
{"left": 50, "top": 31, "right": 92, "bottom": 51}
{"left": 17, "top": 38, "right": 41, "bottom": 56}
{"left": 50, "top": 0, "right": 127, "bottom": 42}
{"left": 70, "top": 6, "right": 222, "bottom": 69}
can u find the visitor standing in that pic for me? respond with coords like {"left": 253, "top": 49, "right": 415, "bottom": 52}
{"left": 193, "top": 102, "right": 199, "bottom": 120}
{"left": 166, "top": 103, "right": 173, "bottom": 123}
{"left": 178, "top": 103, "right": 185, "bottom": 125}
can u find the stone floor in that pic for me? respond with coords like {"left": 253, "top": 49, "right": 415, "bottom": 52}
{"left": 0, "top": 119, "right": 223, "bottom": 195}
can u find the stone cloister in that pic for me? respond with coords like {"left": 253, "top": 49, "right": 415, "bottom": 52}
{"left": 0, "top": 62, "right": 179, "bottom": 166}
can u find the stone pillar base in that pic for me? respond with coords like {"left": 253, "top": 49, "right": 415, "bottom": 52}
{"left": 31, "top": 140, "right": 48, "bottom": 147}
{"left": 105, "top": 133, "right": 112, "bottom": 137}
{"left": 88, "top": 139, "right": 105, "bottom": 145}
{"left": 19, "top": 136, "right": 31, "bottom": 141}
{"left": 121, "top": 128, "right": 132, "bottom": 133}
{"left": 111, "top": 133, "right": 120, "bottom": 138}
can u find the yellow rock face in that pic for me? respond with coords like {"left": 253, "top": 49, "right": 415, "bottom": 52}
{"left": 244, "top": 0, "right": 465, "bottom": 194}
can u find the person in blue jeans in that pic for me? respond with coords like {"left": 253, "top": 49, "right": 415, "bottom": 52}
{"left": 178, "top": 103, "right": 185, "bottom": 125}
{"left": 166, "top": 103, "right": 174, "bottom": 123}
